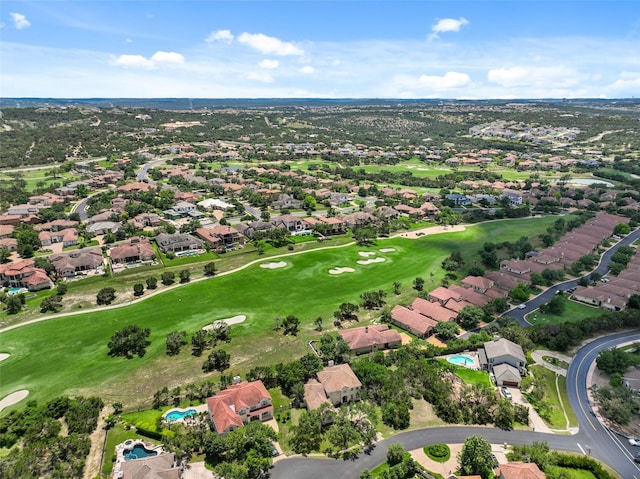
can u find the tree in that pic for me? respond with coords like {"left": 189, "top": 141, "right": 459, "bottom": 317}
{"left": 204, "top": 262, "right": 217, "bottom": 276}
{"left": 614, "top": 223, "right": 631, "bottom": 235}
{"left": 458, "top": 435, "right": 494, "bottom": 479}
{"left": 596, "top": 348, "right": 633, "bottom": 375}
{"left": 0, "top": 247, "right": 11, "bottom": 264}
{"left": 539, "top": 295, "right": 565, "bottom": 315}
{"left": 146, "top": 276, "right": 158, "bottom": 289}
{"left": 202, "top": 349, "right": 230, "bottom": 372}
{"left": 468, "top": 265, "right": 485, "bottom": 277}
{"left": 191, "top": 330, "right": 210, "bottom": 357}
{"left": 509, "top": 283, "right": 530, "bottom": 303}
{"left": 360, "top": 290, "right": 386, "bottom": 309}
{"left": 40, "top": 295, "right": 63, "bottom": 313}
{"left": 161, "top": 271, "right": 175, "bottom": 286}
{"left": 493, "top": 399, "right": 515, "bottom": 430}
{"left": 434, "top": 321, "right": 459, "bottom": 341}
{"left": 166, "top": 330, "right": 187, "bottom": 356}
{"left": 412, "top": 277, "right": 425, "bottom": 291}
{"left": 314, "top": 316, "right": 323, "bottom": 331}
{"left": 386, "top": 443, "right": 406, "bottom": 467}
{"left": 179, "top": 269, "right": 191, "bottom": 283}
{"left": 4, "top": 295, "right": 23, "bottom": 314}
{"left": 96, "top": 287, "right": 116, "bottom": 305}
{"left": 14, "top": 224, "right": 40, "bottom": 258}
{"left": 628, "top": 294, "right": 640, "bottom": 309}
{"left": 353, "top": 227, "right": 376, "bottom": 246}
{"left": 56, "top": 282, "right": 68, "bottom": 296}
{"left": 281, "top": 315, "right": 300, "bottom": 336}
{"left": 393, "top": 281, "right": 401, "bottom": 295}
{"left": 133, "top": 283, "right": 144, "bottom": 297}
{"left": 107, "top": 325, "right": 151, "bottom": 358}
{"left": 334, "top": 302, "right": 359, "bottom": 322}
{"left": 457, "top": 305, "right": 485, "bottom": 330}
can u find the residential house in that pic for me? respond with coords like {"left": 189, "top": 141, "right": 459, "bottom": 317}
{"left": 272, "top": 194, "right": 302, "bottom": 210}
{"left": 206, "top": 225, "right": 244, "bottom": 245}
{"left": 497, "top": 462, "right": 546, "bottom": 479}
{"left": 38, "top": 228, "right": 78, "bottom": 248}
{"left": 87, "top": 221, "right": 121, "bottom": 236}
{"left": 0, "top": 260, "right": 52, "bottom": 291}
{"left": 155, "top": 233, "right": 203, "bottom": 254}
{"left": 445, "top": 194, "right": 471, "bottom": 206}
{"left": 479, "top": 337, "right": 526, "bottom": 387}
{"left": 272, "top": 214, "right": 308, "bottom": 233}
{"left": 109, "top": 237, "right": 155, "bottom": 264}
{"left": 206, "top": 380, "right": 273, "bottom": 435}
{"left": 390, "top": 305, "right": 437, "bottom": 338}
{"left": 50, "top": 248, "right": 104, "bottom": 278}
{"left": 235, "top": 221, "right": 276, "bottom": 239}
{"left": 410, "top": 297, "right": 457, "bottom": 323}
{"left": 338, "top": 325, "right": 402, "bottom": 355}
{"left": 304, "top": 363, "right": 362, "bottom": 411}
{"left": 197, "top": 198, "right": 233, "bottom": 211}
{"left": 118, "top": 452, "right": 181, "bottom": 479}
{"left": 342, "top": 212, "right": 376, "bottom": 229}
{"left": 461, "top": 275, "right": 495, "bottom": 294}
{"left": 164, "top": 201, "right": 197, "bottom": 219}
{"left": 428, "top": 287, "right": 461, "bottom": 305}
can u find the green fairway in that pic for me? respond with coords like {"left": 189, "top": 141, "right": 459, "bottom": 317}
{"left": 0, "top": 217, "right": 557, "bottom": 412}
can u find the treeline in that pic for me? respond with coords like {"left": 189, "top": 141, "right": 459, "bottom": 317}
{"left": 0, "top": 396, "right": 103, "bottom": 479}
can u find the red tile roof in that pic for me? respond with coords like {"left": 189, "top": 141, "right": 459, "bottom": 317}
{"left": 338, "top": 325, "right": 401, "bottom": 352}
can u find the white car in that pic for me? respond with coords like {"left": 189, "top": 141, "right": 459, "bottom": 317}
{"left": 500, "top": 387, "right": 512, "bottom": 400}
{"left": 629, "top": 438, "right": 640, "bottom": 446}
{"left": 518, "top": 304, "right": 526, "bottom": 309}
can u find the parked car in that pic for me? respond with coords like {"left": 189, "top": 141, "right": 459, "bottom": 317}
{"left": 629, "top": 438, "right": 640, "bottom": 446}
{"left": 491, "top": 454, "right": 499, "bottom": 467}
{"left": 500, "top": 387, "right": 512, "bottom": 400}
{"left": 635, "top": 452, "right": 640, "bottom": 463}
{"left": 517, "top": 304, "right": 526, "bottom": 309}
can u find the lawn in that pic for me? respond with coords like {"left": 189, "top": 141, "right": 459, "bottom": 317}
{"left": 452, "top": 366, "right": 492, "bottom": 387}
{"left": 544, "top": 466, "right": 596, "bottom": 479}
{"left": 526, "top": 297, "right": 602, "bottom": 326}
{"left": 101, "top": 424, "right": 150, "bottom": 476}
{"left": 525, "top": 366, "right": 578, "bottom": 429}
{"left": 0, "top": 217, "right": 558, "bottom": 412}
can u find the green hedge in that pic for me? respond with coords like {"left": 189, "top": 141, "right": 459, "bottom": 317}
{"left": 551, "top": 453, "right": 617, "bottom": 479}
{"left": 424, "top": 443, "right": 451, "bottom": 462}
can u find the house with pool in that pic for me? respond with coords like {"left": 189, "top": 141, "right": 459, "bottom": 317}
{"left": 206, "top": 379, "right": 273, "bottom": 435}
{"left": 479, "top": 337, "right": 526, "bottom": 387}
{"left": 113, "top": 440, "right": 181, "bottom": 479}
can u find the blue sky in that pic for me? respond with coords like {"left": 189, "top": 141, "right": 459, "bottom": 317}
{"left": 1, "top": 1, "right": 639, "bottom": 98}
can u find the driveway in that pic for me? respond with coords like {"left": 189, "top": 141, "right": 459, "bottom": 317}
{"left": 183, "top": 461, "right": 214, "bottom": 479}
{"left": 507, "top": 387, "right": 552, "bottom": 434}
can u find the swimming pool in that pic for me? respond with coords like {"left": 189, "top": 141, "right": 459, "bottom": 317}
{"left": 123, "top": 444, "right": 158, "bottom": 460}
{"left": 447, "top": 354, "right": 475, "bottom": 367}
{"left": 164, "top": 408, "right": 197, "bottom": 422}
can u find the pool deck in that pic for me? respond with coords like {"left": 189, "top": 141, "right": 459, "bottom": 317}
{"left": 442, "top": 351, "right": 481, "bottom": 370}
{"left": 162, "top": 403, "right": 208, "bottom": 423}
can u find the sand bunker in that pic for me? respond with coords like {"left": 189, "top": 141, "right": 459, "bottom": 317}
{"left": 0, "top": 390, "right": 29, "bottom": 412}
{"left": 0, "top": 353, "right": 9, "bottom": 362}
{"left": 329, "top": 267, "right": 356, "bottom": 275}
{"left": 380, "top": 248, "right": 396, "bottom": 253}
{"left": 402, "top": 225, "right": 466, "bottom": 239}
{"left": 260, "top": 261, "right": 287, "bottom": 269}
{"left": 203, "top": 315, "right": 247, "bottom": 330}
{"left": 358, "top": 252, "right": 376, "bottom": 257}
{"left": 357, "top": 257, "right": 386, "bottom": 265}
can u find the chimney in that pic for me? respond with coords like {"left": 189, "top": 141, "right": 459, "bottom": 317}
{"left": 365, "top": 326, "right": 368, "bottom": 333}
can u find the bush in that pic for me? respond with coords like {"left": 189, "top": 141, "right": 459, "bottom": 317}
{"left": 424, "top": 443, "right": 451, "bottom": 462}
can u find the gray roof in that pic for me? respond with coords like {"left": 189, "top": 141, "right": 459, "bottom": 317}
{"left": 493, "top": 363, "right": 521, "bottom": 382}
{"left": 483, "top": 337, "right": 525, "bottom": 363}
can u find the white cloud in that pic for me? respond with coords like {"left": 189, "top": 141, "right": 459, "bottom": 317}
{"left": 418, "top": 71, "right": 471, "bottom": 90}
{"left": 259, "top": 59, "right": 279, "bottom": 69}
{"left": 487, "top": 65, "right": 582, "bottom": 88}
{"left": 151, "top": 51, "right": 185, "bottom": 64}
{"left": 110, "top": 51, "right": 184, "bottom": 69}
{"left": 206, "top": 29, "right": 234, "bottom": 43}
{"left": 10, "top": 12, "right": 31, "bottom": 30}
{"left": 246, "top": 71, "right": 274, "bottom": 83}
{"left": 429, "top": 17, "right": 468, "bottom": 40}
{"left": 299, "top": 65, "right": 314, "bottom": 74}
{"left": 238, "top": 32, "right": 303, "bottom": 56}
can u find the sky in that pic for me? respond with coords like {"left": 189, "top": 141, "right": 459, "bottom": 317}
{"left": 1, "top": 1, "right": 639, "bottom": 99}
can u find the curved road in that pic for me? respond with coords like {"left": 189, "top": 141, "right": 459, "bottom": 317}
{"left": 503, "top": 227, "right": 640, "bottom": 326}
{"left": 271, "top": 331, "right": 640, "bottom": 479}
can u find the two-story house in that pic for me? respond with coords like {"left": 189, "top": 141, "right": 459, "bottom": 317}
{"left": 206, "top": 380, "right": 273, "bottom": 435}
{"left": 304, "top": 363, "right": 362, "bottom": 411}
{"left": 479, "top": 337, "right": 526, "bottom": 387}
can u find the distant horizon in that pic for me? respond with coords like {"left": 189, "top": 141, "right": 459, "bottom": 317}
{"left": 2, "top": 1, "right": 639, "bottom": 98}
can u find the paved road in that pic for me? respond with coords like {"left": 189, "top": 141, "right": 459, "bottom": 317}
{"left": 271, "top": 332, "right": 640, "bottom": 479}
{"left": 136, "top": 157, "right": 167, "bottom": 185}
{"left": 503, "top": 226, "right": 640, "bottom": 326}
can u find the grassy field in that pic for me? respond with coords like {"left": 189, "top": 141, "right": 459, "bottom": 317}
{"left": 452, "top": 366, "right": 492, "bottom": 387}
{"left": 526, "top": 297, "right": 602, "bottom": 326}
{"left": 0, "top": 168, "right": 80, "bottom": 192}
{"left": 526, "top": 366, "right": 579, "bottom": 429}
{"left": 0, "top": 217, "right": 558, "bottom": 412}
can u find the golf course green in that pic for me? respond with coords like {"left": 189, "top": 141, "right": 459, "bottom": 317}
{"left": 0, "top": 217, "right": 556, "bottom": 411}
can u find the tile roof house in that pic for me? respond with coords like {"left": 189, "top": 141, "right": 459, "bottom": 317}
{"left": 390, "top": 305, "right": 437, "bottom": 338}
{"left": 461, "top": 275, "right": 494, "bottom": 294}
{"left": 206, "top": 380, "right": 273, "bottom": 435}
{"left": 118, "top": 451, "right": 181, "bottom": 479}
{"left": 428, "top": 287, "right": 462, "bottom": 305}
{"left": 338, "top": 325, "right": 402, "bottom": 355}
{"left": 410, "top": 297, "right": 457, "bottom": 322}
{"left": 50, "top": 248, "right": 104, "bottom": 278}
{"left": 109, "top": 237, "right": 155, "bottom": 264}
{"left": 497, "top": 461, "right": 546, "bottom": 479}
{"left": 304, "top": 363, "right": 362, "bottom": 410}
{"left": 0, "top": 259, "right": 52, "bottom": 291}
{"left": 155, "top": 233, "right": 204, "bottom": 254}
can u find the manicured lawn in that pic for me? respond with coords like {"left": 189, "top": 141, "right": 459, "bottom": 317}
{"left": 452, "top": 366, "right": 492, "bottom": 387}
{"left": 525, "top": 366, "right": 578, "bottom": 429}
{"left": 545, "top": 466, "right": 596, "bottom": 479}
{"left": 526, "top": 297, "right": 602, "bottom": 326}
{"left": 102, "top": 424, "right": 150, "bottom": 476}
{"left": 0, "top": 217, "right": 558, "bottom": 412}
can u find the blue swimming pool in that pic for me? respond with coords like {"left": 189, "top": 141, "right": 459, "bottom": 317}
{"left": 447, "top": 354, "right": 474, "bottom": 367}
{"left": 123, "top": 444, "right": 158, "bottom": 460}
{"left": 164, "top": 408, "right": 197, "bottom": 422}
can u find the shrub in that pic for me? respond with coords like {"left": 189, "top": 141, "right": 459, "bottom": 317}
{"left": 424, "top": 443, "right": 451, "bottom": 462}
